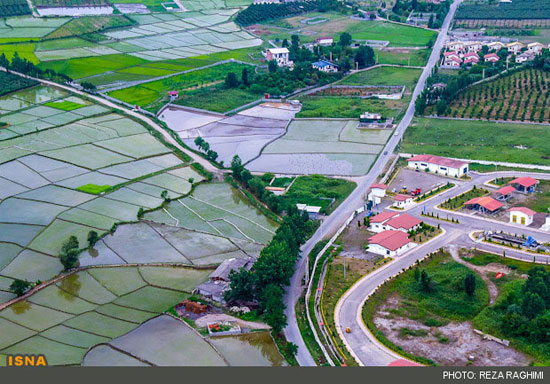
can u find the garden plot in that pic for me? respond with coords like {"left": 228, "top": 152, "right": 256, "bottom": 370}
{"left": 247, "top": 119, "right": 389, "bottom": 176}
{"left": 0, "top": 249, "right": 62, "bottom": 281}
{"left": 83, "top": 345, "right": 151, "bottom": 366}
{"left": 0, "top": 265, "right": 211, "bottom": 365}
{"left": 162, "top": 103, "right": 298, "bottom": 164}
{"left": 94, "top": 133, "right": 171, "bottom": 159}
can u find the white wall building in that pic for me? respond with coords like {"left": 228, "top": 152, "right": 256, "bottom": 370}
{"left": 393, "top": 194, "right": 414, "bottom": 209}
{"left": 368, "top": 230, "right": 416, "bottom": 257}
{"left": 368, "top": 183, "right": 387, "bottom": 205}
{"left": 265, "top": 48, "right": 293, "bottom": 67}
{"left": 508, "top": 207, "right": 536, "bottom": 226}
{"left": 407, "top": 154, "right": 469, "bottom": 177}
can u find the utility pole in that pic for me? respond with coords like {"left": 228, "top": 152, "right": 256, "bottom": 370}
{"left": 343, "top": 252, "right": 346, "bottom": 280}
{"left": 408, "top": 56, "right": 410, "bottom": 66}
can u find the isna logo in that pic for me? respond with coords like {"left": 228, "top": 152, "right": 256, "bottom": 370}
{"left": 6, "top": 354, "right": 48, "bottom": 367}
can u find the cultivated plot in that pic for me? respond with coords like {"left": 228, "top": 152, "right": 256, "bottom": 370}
{"left": 248, "top": 119, "right": 391, "bottom": 176}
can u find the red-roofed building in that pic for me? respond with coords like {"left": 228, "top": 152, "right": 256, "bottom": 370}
{"left": 368, "top": 230, "right": 415, "bottom": 257}
{"left": 407, "top": 154, "right": 469, "bottom": 177}
{"left": 508, "top": 177, "right": 539, "bottom": 193}
{"left": 464, "top": 196, "right": 504, "bottom": 213}
{"left": 385, "top": 214, "right": 422, "bottom": 232}
{"left": 484, "top": 53, "right": 500, "bottom": 63}
{"left": 168, "top": 91, "right": 179, "bottom": 101}
{"left": 368, "top": 183, "right": 387, "bottom": 205}
{"left": 508, "top": 207, "right": 536, "bottom": 226}
{"left": 393, "top": 194, "right": 414, "bottom": 208}
{"left": 315, "top": 37, "right": 333, "bottom": 46}
{"left": 494, "top": 185, "right": 516, "bottom": 201}
{"left": 369, "top": 211, "right": 399, "bottom": 232}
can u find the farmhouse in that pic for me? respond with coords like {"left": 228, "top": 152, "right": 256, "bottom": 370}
{"left": 508, "top": 177, "right": 538, "bottom": 193}
{"left": 494, "top": 185, "right": 515, "bottom": 201}
{"left": 315, "top": 37, "right": 333, "bottom": 46}
{"left": 368, "top": 230, "right": 415, "bottom": 257}
{"left": 368, "top": 183, "right": 387, "bottom": 205}
{"left": 465, "top": 41, "right": 482, "bottom": 53}
{"left": 265, "top": 48, "right": 293, "bottom": 67}
{"left": 464, "top": 196, "right": 503, "bottom": 214}
{"left": 506, "top": 42, "right": 524, "bottom": 54}
{"left": 196, "top": 257, "right": 255, "bottom": 303}
{"left": 360, "top": 112, "right": 382, "bottom": 122}
{"left": 296, "top": 203, "right": 322, "bottom": 219}
{"left": 446, "top": 41, "right": 464, "bottom": 52}
{"left": 527, "top": 42, "right": 544, "bottom": 54}
{"left": 508, "top": 207, "right": 536, "bottom": 226}
{"left": 265, "top": 186, "right": 286, "bottom": 195}
{"left": 407, "top": 154, "right": 469, "bottom": 177}
{"left": 484, "top": 53, "right": 500, "bottom": 63}
{"left": 312, "top": 60, "right": 338, "bottom": 73}
{"left": 393, "top": 194, "right": 414, "bottom": 209}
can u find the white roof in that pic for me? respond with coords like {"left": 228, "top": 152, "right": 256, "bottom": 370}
{"left": 268, "top": 48, "right": 289, "bottom": 54}
{"left": 296, "top": 204, "right": 321, "bottom": 213}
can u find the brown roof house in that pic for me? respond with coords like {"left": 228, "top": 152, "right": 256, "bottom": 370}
{"left": 195, "top": 257, "right": 254, "bottom": 304}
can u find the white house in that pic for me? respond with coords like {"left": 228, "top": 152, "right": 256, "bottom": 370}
{"left": 442, "top": 55, "right": 462, "bottom": 67}
{"left": 446, "top": 41, "right": 464, "bottom": 52}
{"left": 527, "top": 42, "right": 544, "bottom": 54}
{"left": 385, "top": 214, "right": 422, "bottom": 232}
{"left": 506, "top": 42, "right": 524, "bottom": 54}
{"left": 508, "top": 207, "right": 536, "bottom": 226}
{"left": 312, "top": 60, "right": 338, "bottom": 73}
{"left": 296, "top": 204, "right": 321, "bottom": 220}
{"left": 368, "top": 230, "right": 415, "bottom": 257}
{"left": 393, "top": 194, "right": 414, "bottom": 209}
{"left": 487, "top": 41, "right": 505, "bottom": 51}
{"left": 315, "top": 37, "right": 333, "bottom": 47}
{"left": 516, "top": 52, "right": 536, "bottom": 63}
{"left": 369, "top": 211, "right": 399, "bottom": 233}
{"left": 465, "top": 41, "right": 482, "bottom": 53}
{"left": 368, "top": 183, "right": 387, "bottom": 205}
{"left": 407, "top": 154, "right": 469, "bottom": 177}
{"left": 265, "top": 48, "right": 293, "bottom": 67}
{"left": 541, "top": 217, "right": 550, "bottom": 231}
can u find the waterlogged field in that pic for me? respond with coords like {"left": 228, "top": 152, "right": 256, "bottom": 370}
{"left": 247, "top": 119, "right": 391, "bottom": 176}
{"left": 0, "top": 84, "right": 208, "bottom": 292}
{"left": 0, "top": 266, "right": 211, "bottom": 365}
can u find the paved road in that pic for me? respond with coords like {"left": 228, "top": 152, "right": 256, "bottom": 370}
{"left": 336, "top": 169, "right": 550, "bottom": 366}
{"left": 1, "top": 68, "right": 221, "bottom": 175}
{"left": 282, "top": 0, "right": 464, "bottom": 366}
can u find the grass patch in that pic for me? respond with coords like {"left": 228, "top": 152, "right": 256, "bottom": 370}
{"left": 461, "top": 249, "right": 550, "bottom": 275}
{"left": 339, "top": 66, "right": 422, "bottom": 89}
{"left": 362, "top": 250, "right": 490, "bottom": 365}
{"left": 375, "top": 49, "right": 430, "bottom": 67}
{"left": 403, "top": 118, "right": 550, "bottom": 166}
{"left": 76, "top": 184, "right": 112, "bottom": 195}
{"left": 282, "top": 175, "right": 356, "bottom": 215}
{"left": 174, "top": 86, "right": 260, "bottom": 113}
{"left": 345, "top": 21, "right": 437, "bottom": 47}
{"left": 44, "top": 100, "right": 85, "bottom": 111}
{"left": 296, "top": 96, "right": 405, "bottom": 119}
{"left": 471, "top": 163, "right": 550, "bottom": 174}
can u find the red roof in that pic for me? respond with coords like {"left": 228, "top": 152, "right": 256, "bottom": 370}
{"left": 444, "top": 51, "right": 459, "bottom": 57}
{"left": 369, "top": 230, "right": 411, "bottom": 251}
{"left": 168, "top": 91, "right": 179, "bottom": 96}
{"left": 370, "top": 183, "right": 387, "bottom": 190}
{"left": 508, "top": 177, "right": 538, "bottom": 188}
{"left": 495, "top": 186, "right": 515, "bottom": 195}
{"left": 389, "top": 359, "right": 422, "bottom": 367}
{"left": 464, "top": 196, "right": 504, "bottom": 212}
{"left": 394, "top": 194, "right": 412, "bottom": 202}
{"left": 370, "top": 211, "right": 399, "bottom": 223}
{"left": 508, "top": 207, "right": 536, "bottom": 216}
{"left": 464, "top": 52, "right": 479, "bottom": 58}
{"left": 316, "top": 36, "right": 333, "bottom": 41}
{"left": 448, "top": 56, "right": 462, "bottom": 64}
{"left": 385, "top": 214, "right": 422, "bottom": 230}
{"left": 485, "top": 53, "right": 500, "bottom": 61}
{"left": 464, "top": 57, "right": 479, "bottom": 64}
{"left": 407, "top": 154, "right": 468, "bottom": 169}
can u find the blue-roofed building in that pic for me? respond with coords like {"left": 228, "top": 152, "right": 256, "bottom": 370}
{"left": 312, "top": 60, "right": 339, "bottom": 73}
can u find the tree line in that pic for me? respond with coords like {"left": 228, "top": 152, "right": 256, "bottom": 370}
{"left": 0, "top": 52, "right": 73, "bottom": 85}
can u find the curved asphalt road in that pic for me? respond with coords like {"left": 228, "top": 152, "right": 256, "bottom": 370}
{"left": 283, "top": 0, "right": 464, "bottom": 366}
{"left": 336, "top": 170, "right": 550, "bottom": 366}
